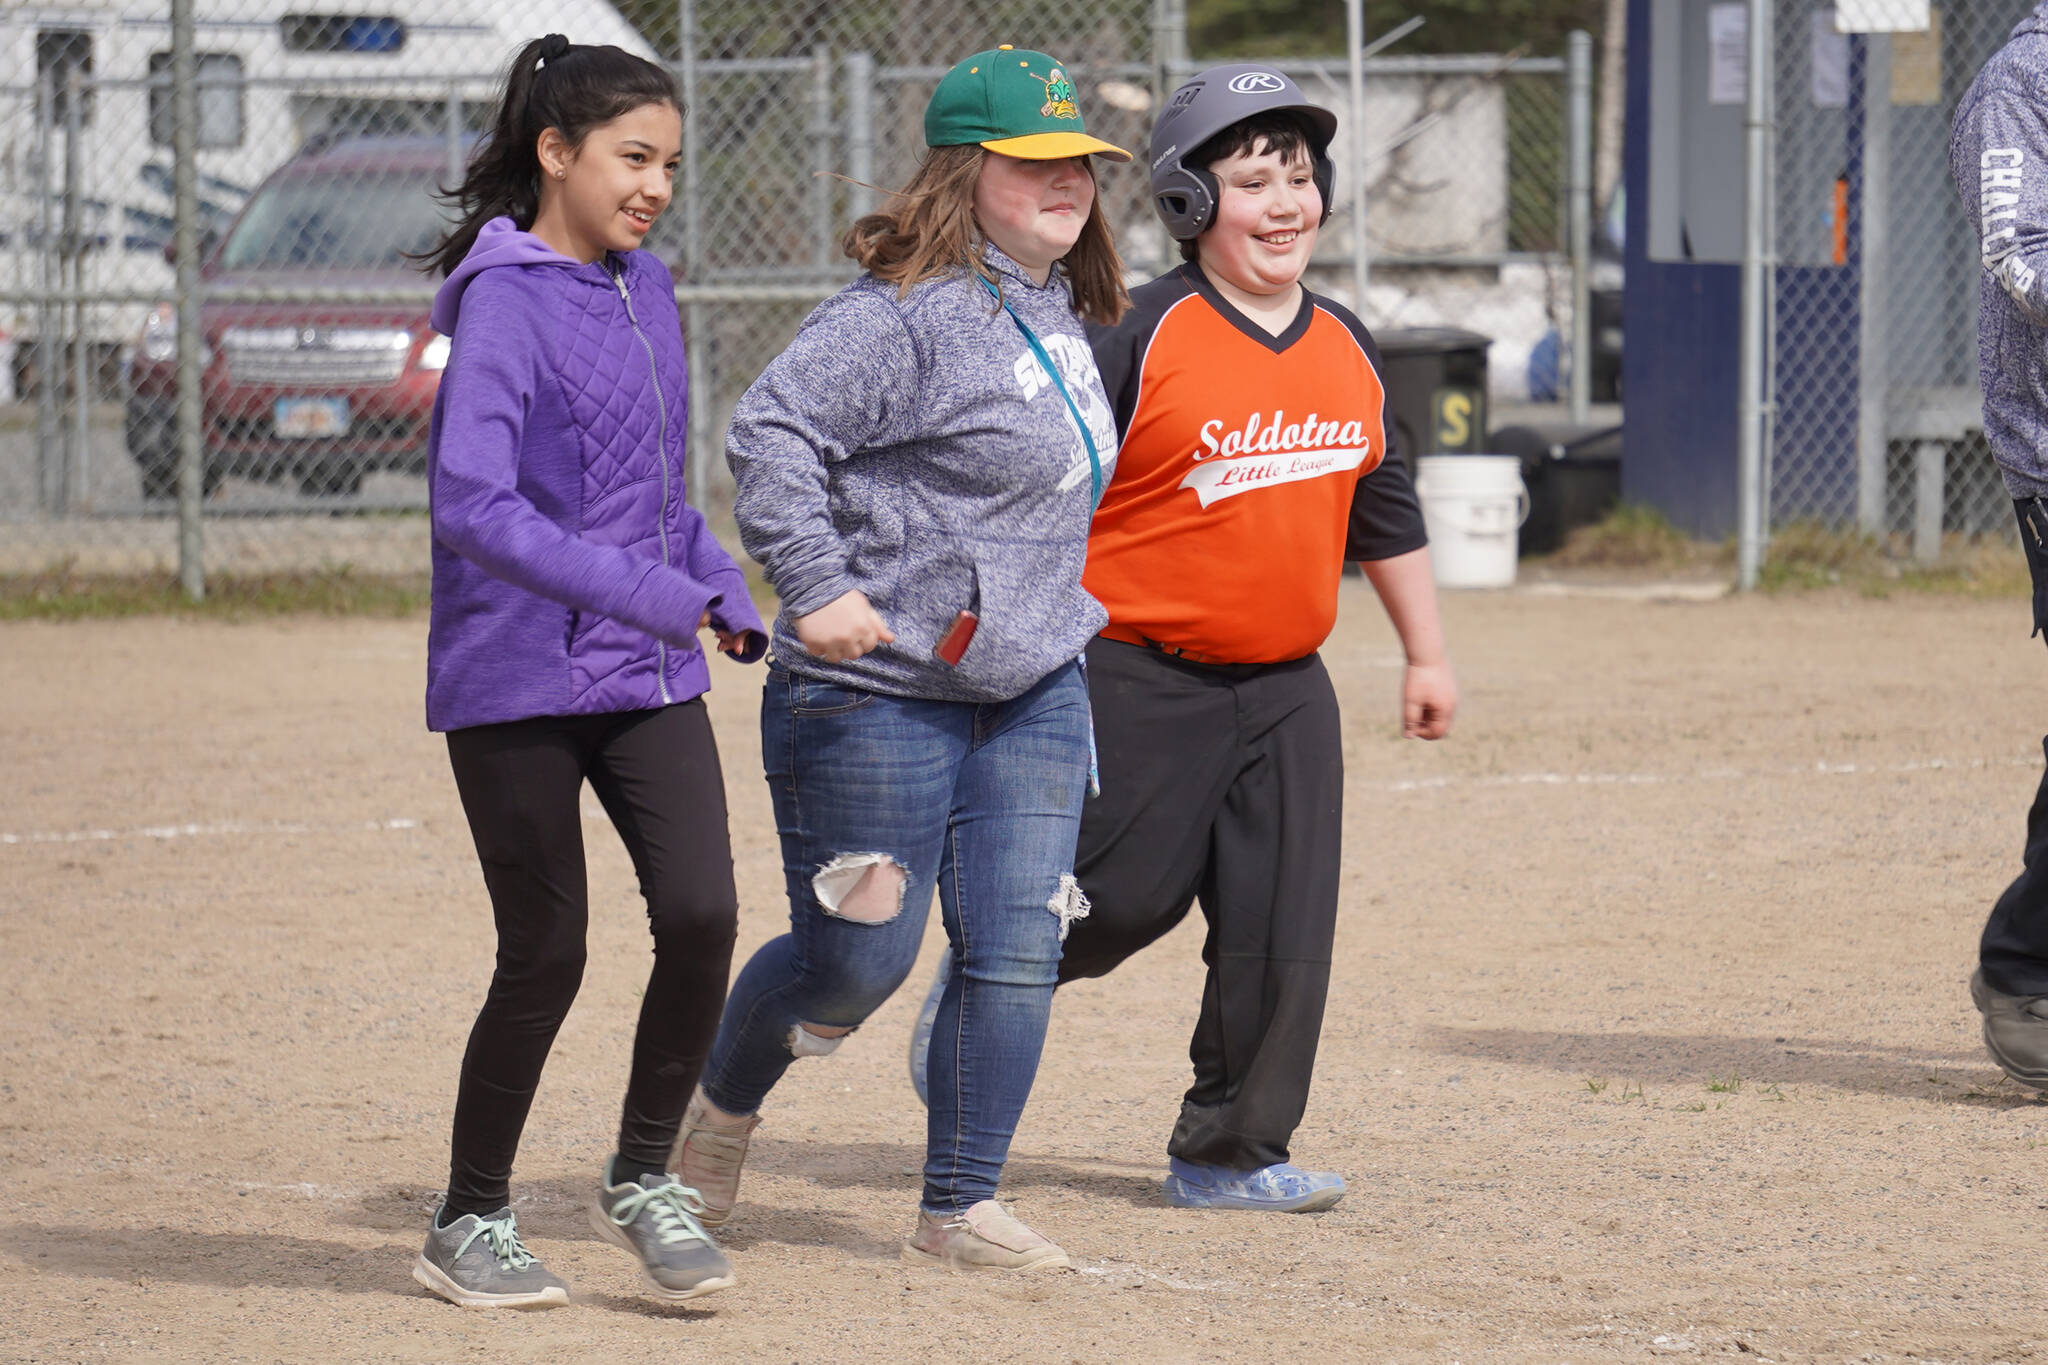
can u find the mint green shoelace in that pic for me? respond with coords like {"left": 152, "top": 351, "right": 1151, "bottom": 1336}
{"left": 456, "top": 1214, "right": 537, "bottom": 1270}
{"left": 608, "top": 1181, "right": 713, "bottom": 1247}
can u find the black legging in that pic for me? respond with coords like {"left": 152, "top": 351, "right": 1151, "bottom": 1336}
{"left": 441, "top": 701, "right": 738, "bottom": 1217}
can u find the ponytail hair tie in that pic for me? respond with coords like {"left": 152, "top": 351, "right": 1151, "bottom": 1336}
{"left": 536, "top": 34, "right": 570, "bottom": 69}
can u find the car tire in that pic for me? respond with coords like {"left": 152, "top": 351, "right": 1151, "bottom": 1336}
{"left": 139, "top": 460, "right": 223, "bottom": 502}
{"left": 299, "top": 464, "right": 364, "bottom": 498}
{"left": 126, "top": 403, "right": 177, "bottom": 502}
{"left": 128, "top": 407, "right": 222, "bottom": 503}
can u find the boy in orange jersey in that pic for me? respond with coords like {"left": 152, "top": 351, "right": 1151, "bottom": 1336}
{"left": 914, "top": 65, "right": 1456, "bottom": 1209}
{"left": 980, "top": 65, "right": 1456, "bottom": 1211}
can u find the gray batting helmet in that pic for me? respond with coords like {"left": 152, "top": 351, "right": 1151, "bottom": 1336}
{"left": 1149, "top": 64, "right": 1339, "bottom": 241}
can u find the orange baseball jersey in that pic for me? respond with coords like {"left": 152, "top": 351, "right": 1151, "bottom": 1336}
{"left": 1083, "top": 264, "right": 1427, "bottom": 664}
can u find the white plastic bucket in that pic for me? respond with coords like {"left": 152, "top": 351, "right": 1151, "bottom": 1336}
{"left": 1415, "top": 455, "right": 1529, "bottom": 589}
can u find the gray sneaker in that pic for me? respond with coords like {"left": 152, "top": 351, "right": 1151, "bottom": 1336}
{"left": 1972, "top": 968, "right": 2048, "bottom": 1088}
{"left": 589, "top": 1164, "right": 735, "bottom": 1303}
{"left": 412, "top": 1206, "right": 569, "bottom": 1309}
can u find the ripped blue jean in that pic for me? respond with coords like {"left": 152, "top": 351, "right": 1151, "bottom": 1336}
{"left": 699, "top": 660, "right": 1091, "bottom": 1214}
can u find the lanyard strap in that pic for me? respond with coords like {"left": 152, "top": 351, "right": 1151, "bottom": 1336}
{"left": 979, "top": 274, "right": 1104, "bottom": 510}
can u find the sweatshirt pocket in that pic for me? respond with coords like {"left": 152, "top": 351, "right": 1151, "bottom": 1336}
{"left": 875, "top": 543, "right": 977, "bottom": 660}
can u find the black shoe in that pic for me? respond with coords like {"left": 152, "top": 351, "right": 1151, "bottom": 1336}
{"left": 1971, "top": 968, "right": 2048, "bottom": 1089}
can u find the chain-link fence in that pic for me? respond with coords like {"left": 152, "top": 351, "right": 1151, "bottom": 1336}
{"left": 0, "top": 0, "right": 1596, "bottom": 589}
{"left": 1762, "top": 0, "right": 2018, "bottom": 567}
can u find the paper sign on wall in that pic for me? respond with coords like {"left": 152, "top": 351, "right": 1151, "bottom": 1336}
{"left": 1835, "top": 0, "right": 1931, "bottom": 32}
{"left": 1709, "top": 3, "right": 1747, "bottom": 105}
{"left": 1811, "top": 8, "right": 1849, "bottom": 108}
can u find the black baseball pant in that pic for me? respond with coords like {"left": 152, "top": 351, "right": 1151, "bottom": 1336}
{"left": 1981, "top": 499, "right": 2048, "bottom": 996}
{"left": 1058, "top": 637, "right": 1344, "bottom": 1171}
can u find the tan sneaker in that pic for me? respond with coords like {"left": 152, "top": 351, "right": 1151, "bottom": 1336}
{"left": 668, "top": 1088, "right": 760, "bottom": 1229}
{"left": 901, "top": 1200, "right": 1072, "bottom": 1272}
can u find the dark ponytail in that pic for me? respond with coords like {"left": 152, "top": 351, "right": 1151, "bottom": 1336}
{"left": 415, "top": 34, "right": 680, "bottom": 277}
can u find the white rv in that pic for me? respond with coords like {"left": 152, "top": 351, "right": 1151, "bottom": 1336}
{"left": 0, "top": 0, "right": 656, "bottom": 374}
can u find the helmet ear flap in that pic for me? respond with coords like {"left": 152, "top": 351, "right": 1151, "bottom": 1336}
{"left": 1153, "top": 165, "right": 1221, "bottom": 241}
{"left": 1312, "top": 151, "right": 1336, "bottom": 227}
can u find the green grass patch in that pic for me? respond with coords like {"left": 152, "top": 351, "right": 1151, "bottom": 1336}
{"left": 0, "top": 566, "right": 431, "bottom": 621}
{"left": 1754, "top": 520, "right": 1887, "bottom": 591}
{"left": 1545, "top": 503, "right": 1728, "bottom": 571}
{"left": 1542, "top": 505, "right": 2029, "bottom": 597}
{"left": 2, "top": 556, "right": 780, "bottom": 624}
{"left": 1759, "top": 519, "right": 2030, "bottom": 598}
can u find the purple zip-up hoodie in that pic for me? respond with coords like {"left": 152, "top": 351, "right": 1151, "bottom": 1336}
{"left": 425, "top": 216, "right": 765, "bottom": 732}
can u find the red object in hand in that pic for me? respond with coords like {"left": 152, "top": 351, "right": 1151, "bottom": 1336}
{"left": 932, "top": 610, "right": 979, "bottom": 667}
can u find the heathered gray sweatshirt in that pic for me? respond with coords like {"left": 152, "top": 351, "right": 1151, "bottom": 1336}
{"left": 727, "top": 244, "right": 1119, "bottom": 703}
{"left": 1952, "top": 1, "right": 2048, "bottom": 497}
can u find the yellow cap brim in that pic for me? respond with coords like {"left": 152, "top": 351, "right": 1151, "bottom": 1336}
{"left": 980, "top": 131, "right": 1132, "bottom": 163}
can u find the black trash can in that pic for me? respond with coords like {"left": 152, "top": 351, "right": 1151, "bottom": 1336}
{"left": 1376, "top": 327, "right": 1492, "bottom": 461}
{"left": 1488, "top": 422, "right": 1623, "bottom": 557}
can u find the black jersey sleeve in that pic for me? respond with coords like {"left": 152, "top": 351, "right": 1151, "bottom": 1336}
{"left": 1327, "top": 303, "right": 1430, "bottom": 562}
{"left": 1086, "top": 271, "right": 1196, "bottom": 442}
{"left": 1084, "top": 315, "right": 1144, "bottom": 440}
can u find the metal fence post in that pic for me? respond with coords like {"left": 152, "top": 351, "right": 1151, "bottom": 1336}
{"left": 1567, "top": 30, "right": 1593, "bottom": 424}
{"left": 445, "top": 81, "right": 466, "bottom": 190}
{"left": 34, "top": 76, "right": 59, "bottom": 515}
{"left": 65, "top": 68, "right": 88, "bottom": 514}
{"left": 844, "top": 51, "right": 876, "bottom": 222}
{"left": 1737, "top": 0, "right": 1775, "bottom": 591}
{"left": 1596, "top": 0, "right": 1626, "bottom": 210}
{"left": 1152, "top": 0, "right": 1189, "bottom": 100}
{"left": 1152, "top": 0, "right": 1173, "bottom": 105}
{"left": 809, "top": 47, "right": 834, "bottom": 270}
{"left": 1855, "top": 35, "right": 1892, "bottom": 537}
{"left": 172, "top": 0, "right": 205, "bottom": 599}
{"left": 679, "top": 0, "right": 713, "bottom": 515}
{"left": 1345, "top": 0, "right": 1370, "bottom": 312}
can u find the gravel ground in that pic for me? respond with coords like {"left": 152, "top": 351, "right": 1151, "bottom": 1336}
{"left": 5, "top": 580, "right": 2047, "bottom": 1364}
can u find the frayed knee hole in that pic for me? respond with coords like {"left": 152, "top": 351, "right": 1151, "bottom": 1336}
{"left": 1047, "top": 875, "right": 1091, "bottom": 942}
{"left": 813, "top": 853, "right": 907, "bottom": 923}
{"left": 786, "top": 1023, "right": 848, "bottom": 1058}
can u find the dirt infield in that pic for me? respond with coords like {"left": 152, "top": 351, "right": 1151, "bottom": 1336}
{"left": 6, "top": 580, "right": 2048, "bottom": 1363}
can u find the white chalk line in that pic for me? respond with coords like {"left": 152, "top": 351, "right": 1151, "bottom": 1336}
{"left": 3, "top": 755, "right": 2039, "bottom": 846}
{"left": 1371, "top": 753, "right": 2042, "bottom": 796}
{"left": 0, "top": 817, "right": 421, "bottom": 846}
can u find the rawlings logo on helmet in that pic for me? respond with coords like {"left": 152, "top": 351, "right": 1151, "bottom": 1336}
{"left": 1147, "top": 63, "right": 1340, "bottom": 242}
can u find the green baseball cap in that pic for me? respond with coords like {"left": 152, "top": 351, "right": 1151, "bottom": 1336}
{"left": 924, "top": 46, "right": 1132, "bottom": 162}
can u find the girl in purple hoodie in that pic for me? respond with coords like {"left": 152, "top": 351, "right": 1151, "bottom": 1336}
{"left": 406, "top": 34, "right": 765, "bottom": 1312}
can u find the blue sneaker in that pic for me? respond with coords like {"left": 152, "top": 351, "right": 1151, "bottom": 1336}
{"left": 1161, "top": 1157, "right": 1347, "bottom": 1212}
{"left": 907, "top": 952, "right": 951, "bottom": 1108}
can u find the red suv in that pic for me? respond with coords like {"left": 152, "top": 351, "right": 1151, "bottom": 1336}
{"left": 125, "top": 137, "right": 456, "bottom": 500}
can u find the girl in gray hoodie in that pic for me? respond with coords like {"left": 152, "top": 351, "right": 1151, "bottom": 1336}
{"left": 670, "top": 45, "right": 1129, "bottom": 1273}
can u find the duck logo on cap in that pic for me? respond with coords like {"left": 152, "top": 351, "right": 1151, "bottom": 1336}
{"left": 1031, "top": 66, "right": 1080, "bottom": 121}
